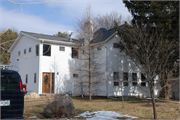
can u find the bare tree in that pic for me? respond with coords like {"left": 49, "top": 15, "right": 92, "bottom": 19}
{"left": 115, "top": 23, "right": 178, "bottom": 119}
{"left": 95, "top": 11, "right": 123, "bottom": 30}
{"left": 72, "top": 5, "right": 106, "bottom": 100}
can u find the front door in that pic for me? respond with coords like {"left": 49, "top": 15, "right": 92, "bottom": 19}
{"left": 42, "top": 72, "right": 54, "bottom": 93}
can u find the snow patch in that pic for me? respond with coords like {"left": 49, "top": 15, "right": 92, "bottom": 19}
{"left": 74, "top": 111, "right": 137, "bottom": 120}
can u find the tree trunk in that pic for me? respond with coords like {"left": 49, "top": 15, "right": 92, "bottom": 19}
{"left": 89, "top": 45, "right": 92, "bottom": 100}
{"left": 150, "top": 84, "right": 157, "bottom": 119}
{"left": 89, "top": 75, "right": 92, "bottom": 100}
{"left": 121, "top": 80, "right": 124, "bottom": 108}
{"left": 164, "top": 80, "right": 169, "bottom": 99}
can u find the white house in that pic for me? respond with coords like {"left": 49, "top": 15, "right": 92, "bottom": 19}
{"left": 9, "top": 27, "right": 159, "bottom": 98}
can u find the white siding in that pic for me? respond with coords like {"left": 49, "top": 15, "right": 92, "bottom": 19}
{"left": 9, "top": 34, "right": 159, "bottom": 98}
{"left": 103, "top": 35, "right": 159, "bottom": 98}
{"left": 10, "top": 36, "right": 40, "bottom": 95}
{"left": 39, "top": 43, "right": 78, "bottom": 95}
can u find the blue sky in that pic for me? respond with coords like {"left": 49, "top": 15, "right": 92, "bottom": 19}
{"left": 0, "top": 0, "right": 131, "bottom": 36}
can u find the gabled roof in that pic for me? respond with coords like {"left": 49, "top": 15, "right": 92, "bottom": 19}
{"left": 21, "top": 31, "right": 70, "bottom": 42}
{"left": 91, "top": 28, "right": 117, "bottom": 44}
{"left": 91, "top": 25, "right": 124, "bottom": 44}
{"left": 9, "top": 31, "right": 77, "bottom": 52}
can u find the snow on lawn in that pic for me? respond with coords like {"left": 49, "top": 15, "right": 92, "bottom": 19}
{"left": 74, "top": 111, "right": 137, "bottom": 120}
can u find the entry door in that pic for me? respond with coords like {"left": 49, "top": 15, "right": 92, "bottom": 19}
{"left": 42, "top": 73, "right": 54, "bottom": 93}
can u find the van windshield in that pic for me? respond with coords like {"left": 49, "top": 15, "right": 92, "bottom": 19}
{"left": 1, "top": 73, "right": 19, "bottom": 92}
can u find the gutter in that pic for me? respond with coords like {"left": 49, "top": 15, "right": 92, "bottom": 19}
{"left": 39, "top": 39, "right": 77, "bottom": 46}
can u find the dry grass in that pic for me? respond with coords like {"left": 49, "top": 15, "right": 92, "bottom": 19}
{"left": 23, "top": 96, "right": 180, "bottom": 119}
{"left": 24, "top": 92, "right": 40, "bottom": 99}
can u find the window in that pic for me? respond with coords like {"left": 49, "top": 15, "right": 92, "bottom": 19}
{"left": 114, "top": 82, "right": 119, "bottom": 86}
{"left": 141, "top": 73, "right": 146, "bottom": 86}
{"left": 133, "top": 82, "right": 137, "bottom": 86}
{"left": 36, "top": 44, "right": 39, "bottom": 56}
{"left": 113, "top": 72, "right": 119, "bottom": 80}
{"left": 24, "top": 49, "right": 26, "bottom": 54}
{"left": 132, "top": 73, "right": 137, "bottom": 86}
{"left": 123, "top": 72, "right": 128, "bottom": 86}
{"left": 59, "top": 46, "right": 65, "bottom": 51}
{"left": 18, "top": 51, "right": 20, "bottom": 56}
{"left": 97, "top": 46, "right": 101, "bottom": 51}
{"left": 73, "top": 74, "right": 78, "bottom": 77}
{"left": 34, "top": 73, "right": 36, "bottom": 83}
{"left": 43, "top": 44, "right": 51, "bottom": 56}
{"left": 26, "top": 74, "right": 28, "bottom": 84}
{"left": 123, "top": 72, "right": 128, "bottom": 80}
{"left": 141, "top": 74, "right": 146, "bottom": 81}
{"left": 113, "top": 43, "right": 119, "bottom": 48}
{"left": 29, "top": 47, "right": 31, "bottom": 52}
{"left": 72, "top": 47, "right": 78, "bottom": 58}
{"left": 141, "top": 83, "right": 146, "bottom": 86}
{"left": 123, "top": 82, "right": 128, "bottom": 86}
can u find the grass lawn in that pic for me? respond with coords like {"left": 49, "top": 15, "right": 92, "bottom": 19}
{"left": 23, "top": 96, "right": 179, "bottom": 119}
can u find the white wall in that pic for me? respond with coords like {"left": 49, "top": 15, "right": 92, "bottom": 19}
{"left": 103, "top": 35, "right": 159, "bottom": 98}
{"left": 39, "top": 43, "right": 78, "bottom": 95}
{"left": 10, "top": 34, "right": 159, "bottom": 98}
{"left": 171, "top": 82, "right": 179, "bottom": 99}
{"left": 10, "top": 36, "right": 40, "bottom": 95}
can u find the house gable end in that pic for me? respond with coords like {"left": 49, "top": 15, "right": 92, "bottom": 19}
{"left": 9, "top": 32, "right": 40, "bottom": 52}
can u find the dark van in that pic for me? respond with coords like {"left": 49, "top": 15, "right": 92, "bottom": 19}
{"left": 1, "top": 70, "right": 24, "bottom": 119}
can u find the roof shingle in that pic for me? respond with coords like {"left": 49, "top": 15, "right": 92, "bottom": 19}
{"left": 21, "top": 31, "right": 70, "bottom": 42}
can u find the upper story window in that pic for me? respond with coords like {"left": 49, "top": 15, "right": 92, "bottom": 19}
{"left": 113, "top": 72, "right": 119, "bottom": 80}
{"left": 123, "top": 72, "right": 128, "bottom": 80}
{"left": 24, "top": 49, "right": 26, "bottom": 54}
{"left": 43, "top": 44, "right": 51, "bottom": 56}
{"left": 123, "top": 72, "right": 128, "bottom": 86}
{"left": 26, "top": 74, "right": 28, "bottom": 84}
{"left": 18, "top": 51, "right": 20, "bottom": 56}
{"left": 141, "top": 73, "right": 146, "bottom": 86}
{"left": 36, "top": 44, "right": 39, "bottom": 56}
{"left": 73, "top": 74, "right": 78, "bottom": 77}
{"left": 59, "top": 46, "right": 65, "bottom": 51}
{"left": 72, "top": 47, "right": 78, "bottom": 59}
{"left": 113, "top": 43, "right": 119, "bottom": 48}
{"left": 97, "top": 46, "right": 101, "bottom": 51}
{"left": 29, "top": 47, "right": 31, "bottom": 53}
{"left": 132, "top": 73, "right": 137, "bottom": 86}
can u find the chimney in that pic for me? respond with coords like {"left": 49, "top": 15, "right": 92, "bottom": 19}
{"left": 84, "top": 20, "right": 93, "bottom": 44}
{"left": 67, "top": 31, "right": 74, "bottom": 42}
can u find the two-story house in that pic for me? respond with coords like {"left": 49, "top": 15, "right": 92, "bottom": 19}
{"left": 9, "top": 27, "right": 159, "bottom": 98}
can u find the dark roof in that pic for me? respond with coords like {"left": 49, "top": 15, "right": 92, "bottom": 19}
{"left": 91, "top": 28, "right": 117, "bottom": 44}
{"left": 21, "top": 31, "right": 70, "bottom": 42}
{"left": 21, "top": 25, "right": 124, "bottom": 44}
